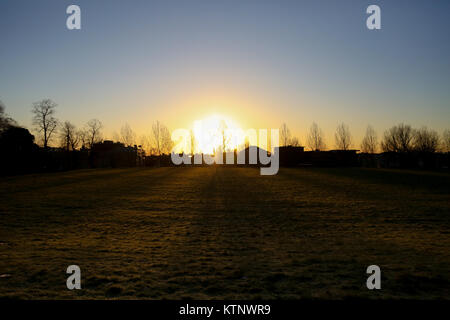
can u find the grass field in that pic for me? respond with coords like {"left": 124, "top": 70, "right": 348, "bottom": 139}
{"left": 0, "top": 166, "right": 449, "bottom": 299}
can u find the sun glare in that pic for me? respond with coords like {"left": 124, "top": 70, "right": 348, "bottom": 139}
{"left": 192, "top": 114, "right": 245, "bottom": 154}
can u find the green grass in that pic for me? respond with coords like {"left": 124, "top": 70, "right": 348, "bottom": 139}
{"left": 0, "top": 167, "right": 449, "bottom": 299}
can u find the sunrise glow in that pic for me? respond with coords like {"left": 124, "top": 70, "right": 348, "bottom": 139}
{"left": 192, "top": 114, "right": 245, "bottom": 154}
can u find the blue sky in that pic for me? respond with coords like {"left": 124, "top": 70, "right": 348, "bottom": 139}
{"left": 1, "top": 0, "right": 449, "bottom": 145}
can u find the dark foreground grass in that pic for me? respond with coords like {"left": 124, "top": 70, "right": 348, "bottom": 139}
{"left": 0, "top": 167, "right": 449, "bottom": 299}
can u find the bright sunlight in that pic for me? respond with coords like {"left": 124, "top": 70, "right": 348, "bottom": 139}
{"left": 192, "top": 114, "right": 245, "bottom": 154}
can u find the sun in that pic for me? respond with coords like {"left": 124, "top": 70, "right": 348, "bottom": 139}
{"left": 192, "top": 114, "right": 245, "bottom": 154}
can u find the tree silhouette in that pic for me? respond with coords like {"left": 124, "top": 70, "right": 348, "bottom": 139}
{"left": 218, "top": 119, "right": 230, "bottom": 153}
{"left": 85, "top": 119, "right": 103, "bottom": 149}
{"left": 413, "top": 127, "right": 439, "bottom": 153}
{"left": 290, "top": 136, "right": 300, "bottom": 147}
{"left": 0, "top": 100, "right": 16, "bottom": 132}
{"left": 152, "top": 120, "right": 172, "bottom": 155}
{"left": 442, "top": 129, "right": 450, "bottom": 153}
{"left": 334, "top": 123, "right": 352, "bottom": 150}
{"left": 280, "top": 123, "right": 291, "bottom": 147}
{"left": 189, "top": 129, "right": 196, "bottom": 155}
{"left": 160, "top": 125, "right": 172, "bottom": 154}
{"left": 0, "top": 125, "right": 35, "bottom": 148}
{"left": 152, "top": 121, "right": 162, "bottom": 155}
{"left": 120, "top": 123, "right": 136, "bottom": 146}
{"left": 77, "top": 129, "right": 88, "bottom": 149}
{"left": 138, "top": 134, "right": 151, "bottom": 155}
{"left": 381, "top": 123, "right": 414, "bottom": 153}
{"left": 59, "top": 121, "right": 78, "bottom": 151}
{"left": 361, "top": 125, "right": 378, "bottom": 153}
{"left": 307, "top": 122, "right": 326, "bottom": 151}
{"left": 32, "top": 99, "right": 58, "bottom": 148}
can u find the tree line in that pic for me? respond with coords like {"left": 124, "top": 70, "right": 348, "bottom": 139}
{"left": 279, "top": 122, "right": 450, "bottom": 154}
{"left": 0, "top": 98, "right": 179, "bottom": 175}
{"left": 0, "top": 98, "right": 173, "bottom": 156}
{"left": 1, "top": 98, "right": 450, "bottom": 174}
{"left": 2, "top": 99, "right": 450, "bottom": 155}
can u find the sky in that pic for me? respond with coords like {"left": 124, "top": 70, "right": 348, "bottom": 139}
{"left": 1, "top": 0, "right": 449, "bottom": 148}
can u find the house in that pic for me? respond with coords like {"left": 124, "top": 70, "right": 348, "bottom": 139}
{"left": 277, "top": 146, "right": 305, "bottom": 167}
{"left": 90, "top": 140, "right": 139, "bottom": 168}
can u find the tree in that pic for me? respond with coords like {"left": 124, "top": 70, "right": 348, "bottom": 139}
{"left": 190, "top": 129, "right": 197, "bottom": 155}
{"left": 139, "top": 134, "right": 153, "bottom": 155}
{"left": 152, "top": 120, "right": 172, "bottom": 155}
{"left": 307, "top": 122, "right": 326, "bottom": 151}
{"left": 413, "top": 127, "right": 439, "bottom": 153}
{"left": 280, "top": 123, "right": 291, "bottom": 147}
{"left": 0, "top": 126, "right": 36, "bottom": 174}
{"left": 85, "top": 119, "right": 103, "bottom": 148}
{"left": 0, "top": 125, "right": 35, "bottom": 147}
{"left": 381, "top": 123, "right": 414, "bottom": 153}
{"left": 290, "top": 136, "right": 300, "bottom": 147}
{"left": 32, "top": 99, "right": 58, "bottom": 148}
{"left": 77, "top": 129, "right": 88, "bottom": 149}
{"left": 218, "top": 119, "right": 229, "bottom": 152}
{"left": 279, "top": 123, "right": 300, "bottom": 147}
{"left": 0, "top": 100, "right": 6, "bottom": 129}
{"left": 0, "top": 100, "right": 16, "bottom": 132}
{"left": 160, "top": 125, "right": 173, "bottom": 154}
{"left": 59, "top": 121, "right": 79, "bottom": 151}
{"left": 120, "top": 123, "right": 136, "bottom": 146}
{"left": 442, "top": 130, "right": 450, "bottom": 153}
{"left": 152, "top": 121, "right": 162, "bottom": 155}
{"left": 361, "top": 125, "right": 378, "bottom": 154}
{"left": 334, "top": 123, "right": 352, "bottom": 150}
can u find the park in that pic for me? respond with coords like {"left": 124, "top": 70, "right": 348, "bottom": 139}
{"left": 0, "top": 166, "right": 449, "bottom": 299}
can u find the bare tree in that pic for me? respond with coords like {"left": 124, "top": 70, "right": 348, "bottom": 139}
{"left": 31, "top": 99, "right": 58, "bottom": 148}
{"left": 160, "top": 125, "right": 173, "bottom": 154}
{"left": 152, "top": 120, "right": 172, "bottom": 155}
{"left": 152, "top": 121, "right": 162, "bottom": 155}
{"left": 77, "top": 129, "right": 88, "bottom": 149}
{"left": 290, "top": 136, "right": 300, "bottom": 147}
{"left": 120, "top": 123, "right": 136, "bottom": 146}
{"left": 85, "top": 119, "right": 103, "bottom": 148}
{"left": 381, "top": 123, "right": 414, "bottom": 153}
{"left": 443, "top": 129, "right": 450, "bottom": 153}
{"left": 59, "top": 121, "right": 78, "bottom": 151}
{"left": 361, "top": 125, "right": 378, "bottom": 153}
{"left": 190, "top": 129, "right": 197, "bottom": 155}
{"left": 413, "top": 127, "right": 439, "bottom": 153}
{"left": 218, "top": 119, "right": 229, "bottom": 152}
{"left": 112, "top": 131, "right": 120, "bottom": 142}
{"left": 334, "top": 123, "right": 352, "bottom": 150}
{"left": 307, "top": 122, "right": 326, "bottom": 151}
{"left": 139, "top": 134, "right": 154, "bottom": 155}
{"left": 280, "top": 123, "right": 291, "bottom": 147}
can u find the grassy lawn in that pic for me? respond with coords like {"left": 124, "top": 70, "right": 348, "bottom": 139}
{"left": 0, "top": 166, "right": 449, "bottom": 299}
